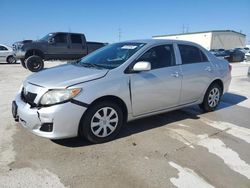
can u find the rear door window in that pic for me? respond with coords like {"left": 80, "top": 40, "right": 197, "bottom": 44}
{"left": 0, "top": 45, "right": 8, "bottom": 51}
{"left": 71, "top": 34, "right": 82, "bottom": 44}
{"left": 178, "top": 44, "right": 208, "bottom": 64}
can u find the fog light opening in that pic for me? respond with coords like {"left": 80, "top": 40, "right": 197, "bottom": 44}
{"left": 40, "top": 123, "right": 53, "bottom": 132}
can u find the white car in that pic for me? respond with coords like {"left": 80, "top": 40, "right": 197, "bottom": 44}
{"left": 0, "top": 44, "right": 16, "bottom": 63}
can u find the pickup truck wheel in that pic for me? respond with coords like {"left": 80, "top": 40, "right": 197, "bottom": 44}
{"left": 7, "top": 56, "right": 16, "bottom": 64}
{"left": 199, "top": 83, "right": 222, "bottom": 112}
{"left": 25, "top": 55, "right": 44, "bottom": 72}
{"left": 20, "top": 59, "right": 27, "bottom": 68}
{"left": 80, "top": 101, "right": 123, "bottom": 143}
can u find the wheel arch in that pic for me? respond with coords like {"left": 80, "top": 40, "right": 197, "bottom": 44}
{"left": 78, "top": 95, "right": 128, "bottom": 136}
{"left": 200, "top": 78, "right": 224, "bottom": 104}
{"left": 209, "top": 79, "right": 224, "bottom": 94}
{"left": 25, "top": 49, "right": 44, "bottom": 59}
{"left": 6, "top": 55, "right": 14, "bottom": 61}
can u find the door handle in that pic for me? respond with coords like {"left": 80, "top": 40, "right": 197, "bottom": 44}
{"left": 205, "top": 66, "right": 212, "bottom": 72}
{"left": 171, "top": 71, "right": 179, "bottom": 78}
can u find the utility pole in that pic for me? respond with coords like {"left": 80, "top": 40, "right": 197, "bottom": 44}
{"left": 186, "top": 25, "right": 189, "bottom": 33}
{"left": 182, "top": 24, "right": 189, "bottom": 33}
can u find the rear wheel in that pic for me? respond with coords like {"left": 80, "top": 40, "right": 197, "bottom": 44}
{"left": 199, "top": 83, "right": 222, "bottom": 112}
{"left": 6, "top": 56, "right": 16, "bottom": 64}
{"left": 80, "top": 101, "right": 123, "bottom": 143}
{"left": 25, "top": 55, "right": 44, "bottom": 72}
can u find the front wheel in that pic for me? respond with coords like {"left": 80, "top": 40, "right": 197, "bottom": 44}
{"left": 80, "top": 101, "right": 124, "bottom": 143}
{"left": 199, "top": 83, "right": 222, "bottom": 112}
{"left": 25, "top": 55, "right": 44, "bottom": 72}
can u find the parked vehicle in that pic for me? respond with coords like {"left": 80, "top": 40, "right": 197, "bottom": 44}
{"left": 213, "top": 49, "right": 230, "bottom": 59}
{"left": 12, "top": 39, "right": 231, "bottom": 143}
{"left": 0, "top": 44, "right": 16, "bottom": 64}
{"left": 209, "top": 48, "right": 225, "bottom": 56}
{"left": 214, "top": 49, "right": 245, "bottom": 62}
{"left": 245, "top": 51, "right": 250, "bottom": 61}
{"left": 248, "top": 66, "right": 250, "bottom": 79}
{"left": 209, "top": 49, "right": 218, "bottom": 55}
{"left": 235, "top": 47, "right": 250, "bottom": 54}
{"left": 244, "top": 47, "right": 250, "bottom": 53}
{"left": 13, "top": 32, "right": 106, "bottom": 72}
{"left": 226, "top": 49, "right": 245, "bottom": 62}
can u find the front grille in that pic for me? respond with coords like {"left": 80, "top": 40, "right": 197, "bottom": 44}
{"left": 21, "top": 88, "right": 37, "bottom": 107}
{"left": 12, "top": 44, "right": 16, "bottom": 51}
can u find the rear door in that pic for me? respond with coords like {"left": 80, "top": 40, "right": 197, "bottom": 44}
{"left": 68, "top": 34, "right": 87, "bottom": 59}
{"left": 177, "top": 44, "right": 213, "bottom": 104}
{"left": 130, "top": 44, "right": 182, "bottom": 116}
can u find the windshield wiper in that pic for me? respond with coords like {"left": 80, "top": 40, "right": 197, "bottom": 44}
{"left": 81, "top": 63, "right": 106, "bottom": 69}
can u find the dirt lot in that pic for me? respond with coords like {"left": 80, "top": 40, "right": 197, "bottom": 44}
{"left": 0, "top": 61, "right": 250, "bottom": 188}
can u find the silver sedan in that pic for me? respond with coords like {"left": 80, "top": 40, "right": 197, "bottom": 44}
{"left": 12, "top": 39, "right": 231, "bottom": 143}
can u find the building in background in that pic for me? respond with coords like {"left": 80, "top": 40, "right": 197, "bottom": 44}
{"left": 153, "top": 30, "right": 246, "bottom": 50}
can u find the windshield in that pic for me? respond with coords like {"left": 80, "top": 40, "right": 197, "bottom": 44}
{"left": 39, "top": 33, "right": 53, "bottom": 41}
{"left": 77, "top": 42, "right": 145, "bottom": 69}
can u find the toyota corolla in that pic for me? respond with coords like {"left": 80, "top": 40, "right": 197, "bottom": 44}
{"left": 12, "top": 39, "right": 231, "bottom": 143}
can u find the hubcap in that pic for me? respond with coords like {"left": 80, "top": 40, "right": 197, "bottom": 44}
{"left": 91, "top": 107, "right": 119, "bottom": 138}
{"left": 10, "top": 57, "right": 15, "bottom": 63}
{"left": 208, "top": 88, "right": 220, "bottom": 108}
{"left": 31, "top": 60, "right": 41, "bottom": 69}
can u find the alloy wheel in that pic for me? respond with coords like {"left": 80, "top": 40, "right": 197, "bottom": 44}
{"left": 208, "top": 88, "right": 220, "bottom": 107}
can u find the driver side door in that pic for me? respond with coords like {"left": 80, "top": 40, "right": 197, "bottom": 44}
{"left": 130, "top": 44, "right": 182, "bottom": 116}
{"left": 48, "top": 33, "right": 69, "bottom": 59}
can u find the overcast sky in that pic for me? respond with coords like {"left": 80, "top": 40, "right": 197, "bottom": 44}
{"left": 0, "top": 0, "right": 249, "bottom": 45}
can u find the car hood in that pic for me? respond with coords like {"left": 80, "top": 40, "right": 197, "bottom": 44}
{"left": 14, "top": 40, "right": 33, "bottom": 44}
{"left": 26, "top": 64, "right": 108, "bottom": 88}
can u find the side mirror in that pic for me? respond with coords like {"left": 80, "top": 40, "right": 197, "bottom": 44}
{"left": 132, "top": 61, "right": 151, "bottom": 72}
{"left": 48, "top": 38, "right": 55, "bottom": 44}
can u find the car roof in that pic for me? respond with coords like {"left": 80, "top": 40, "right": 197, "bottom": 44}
{"left": 121, "top": 39, "right": 201, "bottom": 46}
{"left": 0, "top": 44, "right": 11, "bottom": 49}
{"left": 51, "top": 32, "right": 85, "bottom": 35}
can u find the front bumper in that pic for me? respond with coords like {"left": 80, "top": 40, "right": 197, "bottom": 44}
{"left": 13, "top": 93, "right": 87, "bottom": 139}
{"left": 14, "top": 50, "right": 25, "bottom": 59}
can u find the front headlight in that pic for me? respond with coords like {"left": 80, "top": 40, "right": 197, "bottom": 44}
{"left": 40, "top": 88, "right": 81, "bottom": 106}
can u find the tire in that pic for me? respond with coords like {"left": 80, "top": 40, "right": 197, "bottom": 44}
{"left": 25, "top": 55, "right": 44, "bottom": 72}
{"left": 20, "top": 59, "right": 27, "bottom": 68}
{"left": 199, "top": 83, "right": 222, "bottom": 112}
{"left": 80, "top": 101, "right": 124, "bottom": 143}
{"left": 6, "top": 56, "right": 16, "bottom": 64}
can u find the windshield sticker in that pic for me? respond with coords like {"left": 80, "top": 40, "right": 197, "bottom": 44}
{"left": 121, "top": 45, "right": 138, "bottom": 50}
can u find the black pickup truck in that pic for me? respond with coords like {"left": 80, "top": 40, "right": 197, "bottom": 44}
{"left": 13, "top": 32, "right": 106, "bottom": 72}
